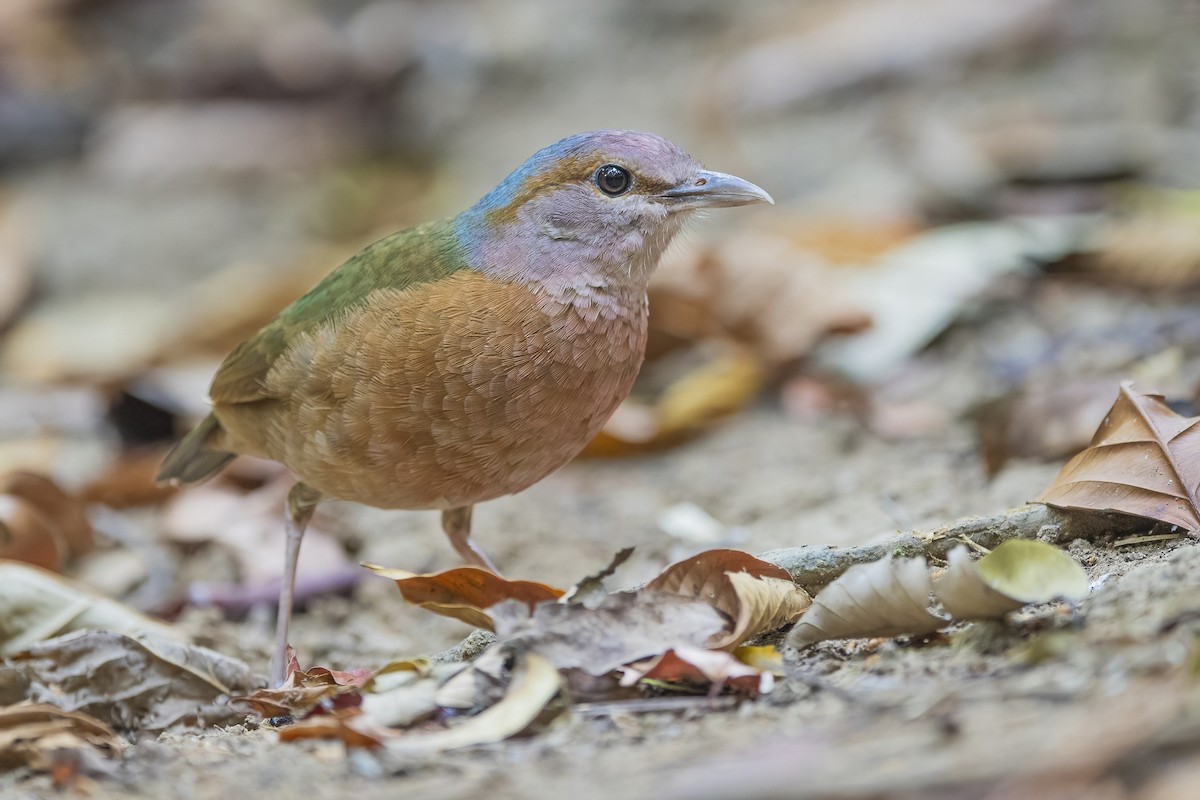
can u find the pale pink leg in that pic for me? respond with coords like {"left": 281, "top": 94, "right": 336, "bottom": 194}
{"left": 441, "top": 505, "right": 499, "bottom": 573}
{"left": 270, "top": 482, "right": 321, "bottom": 687}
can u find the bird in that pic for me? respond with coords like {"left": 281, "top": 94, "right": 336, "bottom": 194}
{"left": 157, "top": 130, "right": 772, "bottom": 684}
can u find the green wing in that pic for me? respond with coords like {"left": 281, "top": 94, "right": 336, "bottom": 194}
{"left": 209, "top": 219, "right": 468, "bottom": 404}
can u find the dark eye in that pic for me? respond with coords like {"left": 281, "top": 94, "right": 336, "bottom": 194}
{"left": 595, "top": 164, "right": 632, "bottom": 196}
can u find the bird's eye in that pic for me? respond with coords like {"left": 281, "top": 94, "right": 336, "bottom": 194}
{"left": 595, "top": 164, "right": 632, "bottom": 196}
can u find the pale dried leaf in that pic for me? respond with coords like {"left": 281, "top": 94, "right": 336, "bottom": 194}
{"left": 647, "top": 549, "right": 811, "bottom": 648}
{"left": 937, "top": 540, "right": 1090, "bottom": 615}
{"left": 788, "top": 542, "right": 1090, "bottom": 650}
{"left": 386, "top": 653, "right": 563, "bottom": 754}
{"left": 786, "top": 556, "right": 944, "bottom": 650}
{"left": 1036, "top": 382, "right": 1200, "bottom": 530}
{"left": 0, "top": 560, "right": 179, "bottom": 656}
{"left": 0, "top": 703, "right": 122, "bottom": 772}
{"left": 0, "top": 630, "right": 261, "bottom": 732}
{"left": 492, "top": 592, "right": 730, "bottom": 676}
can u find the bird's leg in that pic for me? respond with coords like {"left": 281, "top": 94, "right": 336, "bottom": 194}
{"left": 270, "top": 482, "right": 322, "bottom": 687}
{"left": 441, "top": 505, "right": 499, "bottom": 573}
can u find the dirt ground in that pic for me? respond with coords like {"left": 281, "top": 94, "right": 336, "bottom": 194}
{"left": 6, "top": 276, "right": 1200, "bottom": 799}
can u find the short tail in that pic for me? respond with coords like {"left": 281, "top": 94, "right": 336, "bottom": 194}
{"left": 156, "top": 413, "right": 236, "bottom": 486}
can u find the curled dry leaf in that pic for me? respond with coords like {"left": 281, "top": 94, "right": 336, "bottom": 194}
{"left": 364, "top": 563, "right": 563, "bottom": 630}
{"left": 0, "top": 560, "right": 179, "bottom": 657}
{"left": 362, "top": 659, "right": 463, "bottom": 728}
{"left": 787, "top": 555, "right": 944, "bottom": 650}
{"left": 0, "top": 496, "right": 66, "bottom": 572}
{"left": 786, "top": 541, "right": 1088, "bottom": 651}
{"left": 386, "top": 652, "right": 563, "bottom": 755}
{"left": 0, "top": 703, "right": 122, "bottom": 774}
{"left": 1036, "top": 382, "right": 1200, "bottom": 531}
{"left": 582, "top": 350, "right": 767, "bottom": 457}
{"left": 621, "top": 645, "right": 773, "bottom": 697}
{"left": 646, "top": 549, "right": 812, "bottom": 649}
{"left": 0, "top": 471, "right": 92, "bottom": 559}
{"left": 238, "top": 648, "right": 370, "bottom": 718}
{"left": 0, "top": 630, "right": 262, "bottom": 733}
{"left": 935, "top": 540, "right": 1088, "bottom": 619}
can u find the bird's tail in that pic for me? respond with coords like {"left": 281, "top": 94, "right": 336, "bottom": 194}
{"left": 156, "top": 413, "right": 236, "bottom": 486}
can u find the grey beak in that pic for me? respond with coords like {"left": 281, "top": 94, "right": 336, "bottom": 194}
{"left": 660, "top": 169, "right": 774, "bottom": 209}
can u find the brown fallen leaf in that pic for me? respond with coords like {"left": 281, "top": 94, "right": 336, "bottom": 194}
{"left": 277, "top": 707, "right": 391, "bottom": 748}
{"left": 80, "top": 450, "right": 178, "bottom": 509}
{"left": 0, "top": 471, "right": 93, "bottom": 563}
{"left": 0, "top": 703, "right": 122, "bottom": 774}
{"left": 0, "top": 630, "right": 262, "bottom": 733}
{"left": 364, "top": 563, "right": 564, "bottom": 630}
{"left": 622, "top": 646, "right": 773, "bottom": 697}
{"left": 786, "top": 541, "right": 1089, "bottom": 651}
{"left": 646, "top": 549, "right": 812, "bottom": 648}
{"left": 0, "top": 495, "right": 66, "bottom": 571}
{"left": 238, "top": 648, "right": 370, "bottom": 718}
{"left": 0, "top": 560, "right": 179, "bottom": 656}
{"left": 1036, "top": 382, "right": 1200, "bottom": 531}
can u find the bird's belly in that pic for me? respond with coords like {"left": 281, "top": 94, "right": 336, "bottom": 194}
{"left": 256, "top": 277, "right": 648, "bottom": 509}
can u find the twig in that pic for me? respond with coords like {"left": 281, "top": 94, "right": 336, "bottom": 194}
{"left": 759, "top": 504, "right": 1158, "bottom": 594}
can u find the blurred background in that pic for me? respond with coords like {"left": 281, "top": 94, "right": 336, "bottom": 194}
{"left": 2, "top": 0, "right": 1200, "bottom": 665}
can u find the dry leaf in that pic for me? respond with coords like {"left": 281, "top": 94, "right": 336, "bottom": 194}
{"left": 621, "top": 645, "right": 773, "bottom": 696}
{"left": 1086, "top": 191, "right": 1200, "bottom": 288}
{"left": 238, "top": 648, "right": 369, "bottom": 718}
{"left": 786, "top": 555, "right": 945, "bottom": 650}
{"left": 714, "top": 0, "right": 1063, "bottom": 114}
{"left": 973, "top": 379, "right": 1121, "bottom": 476}
{"left": 582, "top": 350, "right": 767, "bottom": 457}
{"left": 1037, "top": 382, "right": 1200, "bottom": 531}
{"left": 0, "top": 495, "right": 66, "bottom": 571}
{"left": 646, "top": 549, "right": 812, "bottom": 649}
{"left": 0, "top": 560, "right": 179, "bottom": 656}
{"left": 0, "top": 630, "right": 261, "bottom": 732}
{"left": 0, "top": 703, "right": 121, "bottom": 773}
{"left": 816, "top": 218, "right": 1089, "bottom": 382}
{"left": 650, "top": 231, "right": 871, "bottom": 364}
{"left": 361, "top": 659, "right": 460, "bottom": 728}
{"left": 787, "top": 541, "right": 1089, "bottom": 650}
{"left": 277, "top": 708, "right": 391, "bottom": 748}
{"left": 935, "top": 541, "right": 1089, "bottom": 619}
{"left": 490, "top": 592, "right": 730, "bottom": 676}
{"left": 364, "top": 563, "right": 564, "bottom": 630}
{"left": 385, "top": 652, "right": 563, "bottom": 754}
{"left": 0, "top": 472, "right": 93, "bottom": 559}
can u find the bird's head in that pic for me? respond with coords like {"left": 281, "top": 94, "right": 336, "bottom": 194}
{"left": 457, "top": 130, "right": 772, "bottom": 289}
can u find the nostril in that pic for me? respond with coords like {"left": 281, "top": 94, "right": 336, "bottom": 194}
{"left": 695, "top": 177, "right": 707, "bottom": 186}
